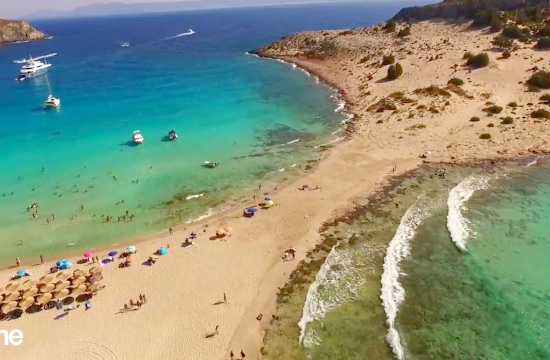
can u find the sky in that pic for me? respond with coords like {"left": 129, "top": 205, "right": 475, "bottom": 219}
{"left": 0, "top": 0, "right": 378, "bottom": 19}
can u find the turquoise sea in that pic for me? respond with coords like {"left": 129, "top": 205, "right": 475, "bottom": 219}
{"left": 261, "top": 159, "right": 550, "bottom": 360}
{"left": 0, "top": 3, "right": 403, "bottom": 264}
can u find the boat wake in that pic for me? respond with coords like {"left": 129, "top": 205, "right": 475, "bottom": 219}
{"left": 298, "top": 234, "right": 367, "bottom": 347}
{"left": 164, "top": 30, "right": 195, "bottom": 40}
{"left": 446, "top": 175, "right": 490, "bottom": 251}
{"left": 381, "top": 200, "right": 432, "bottom": 360}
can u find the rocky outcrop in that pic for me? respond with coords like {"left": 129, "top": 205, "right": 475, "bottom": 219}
{"left": 0, "top": 19, "right": 48, "bottom": 45}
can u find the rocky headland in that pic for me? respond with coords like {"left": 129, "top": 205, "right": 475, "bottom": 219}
{"left": 0, "top": 19, "right": 48, "bottom": 45}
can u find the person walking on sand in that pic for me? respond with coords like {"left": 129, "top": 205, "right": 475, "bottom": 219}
{"left": 15, "top": 258, "right": 20, "bottom": 267}
{"left": 143, "top": 294, "right": 147, "bottom": 303}
{"left": 230, "top": 350, "right": 234, "bottom": 360}
{"left": 223, "top": 292, "right": 227, "bottom": 303}
{"left": 240, "top": 350, "right": 246, "bottom": 359}
{"left": 169, "top": 227, "right": 173, "bottom": 236}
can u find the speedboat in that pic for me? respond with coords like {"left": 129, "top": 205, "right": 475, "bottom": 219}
{"left": 14, "top": 53, "right": 57, "bottom": 81}
{"left": 188, "top": 29, "right": 195, "bottom": 35}
{"left": 43, "top": 95, "right": 60, "bottom": 109}
{"left": 121, "top": 42, "right": 130, "bottom": 47}
{"left": 168, "top": 130, "right": 178, "bottom": 140}
{"left": 131, "top": 130, "right": 144, "bottom": 144}
{"left": 203, "top": 161, "right": 218, "bottom": 168}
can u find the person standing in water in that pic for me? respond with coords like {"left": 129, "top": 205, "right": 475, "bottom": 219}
{"left": 40, "top": 255, "right": 44, "bottom": 265}
{"left": 169, "top": 227, "right": 173, "bottom": 236}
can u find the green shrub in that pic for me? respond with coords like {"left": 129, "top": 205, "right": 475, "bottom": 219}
{"left": 490, "top": 17, "right": 503, "bottom": 32}
{"left": 396, "top": 63, "right": 403, "bottom": 77}
{"left": 470, "top": 116, "right": 481, "bottom": 122}
{"left": 527, "top": 71, "right": 550, "bottom": 89}
{"left": 485, "top": 105, "right": 503, "bottom": 114}
{"left": 382, "top": 54, "right": 395, "bottom": 65}
{"left": 535, "top": 37, "right": 550, "bottom": 49}
{"left": 463, "top": 51, "right": 473, "bottom": 59}
{"left": 387, "top": 63, "right": 403, "bottom": 80}
{"left": 537, "top": 24, "right": 550, "bottom": 37}
{"left": 507, "top": 101, "right": 518, "bottom": 107}
{"left": 492, "top": 36, "right": 513, "bottom": 48}
{"left": 503, "top": 25, "right": 529, "bottom": 39}
{"left": 531, "top": 109, "right": 550, "bottom": 118}
{"left": 540, "top": 94, "right": 550, "bottom": 102}
{"left": 501, "top": 116, "right": 514, "bottom": 124}
{"left": 397, "top": 27, "right": 411, "bottom": 37}
{"left": 385, "top": 20, "right": 396, "bottom": 32}
{"left": 479, "top": 133, "right": 492, "bottom": 139}
{"left": 466, "top": 52, "right": 490, "bottom": 68}
{"left": 448, "top": 78, "right": 464, "bottom": 86}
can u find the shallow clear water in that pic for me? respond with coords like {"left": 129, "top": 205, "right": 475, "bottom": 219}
{"left": 0, "top": 3, "right": 399, "bottom": 263}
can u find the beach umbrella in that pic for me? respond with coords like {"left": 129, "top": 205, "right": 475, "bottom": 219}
{"left": 18, "top": 297, "right": 34, "bottom": 308}
{"left": 56, "top": 271, "right": 71, "bottom": 280}
{"left": 89, "top": 266, "right": 101, "bottom": 275}
{"left": 39, "top": 283, "right": 55, "bottom": 293}
{"left": 158, "top": 246, "right": 168, "bottom": 256}
{"left": 127, "top": 246, "right": 136, "bottom": 253}
{"left": 70, "top": 284, "right": 86, "bottom": 296}
{"left": 108, "top": 251, "right": 118, "bottom": 257}
{"left": 16, "top": 270, "right": 26, "bottom": 277}
{"left": 73, "top": 269, "right": 85, "bottom": 277}
{"left": 216, "top": 228, "right": 226, "bottom": 236}
{"left": 265, "top": 197, "right": 271, "bottom": 201}
{"left": 21, "top": 279, "right": 37, "bottom": 290}
{"left": 84, "top": 252, "right": 93, "bottom": 259}
{"left": 54, "top": 281, "right": 70, "bottom": 291}
{"left": 71, "top": 276, "right": 86, "bottom": 286}
{"left": 224, "top": 226, "right": 232, "bottom": 233}
{"left": 39, "top": 274, "right": 54, "bottom": 284}
{"left": 88, "top": 274, "right": 103, "bottom": 284}
{"left": 63, "top": 260, "right": 74, "bottom": 268}
{"left": 55, "top": 260, "right": 67, "bottom": 268}
{"left": 1, "top": 301, "right": 17, "bottom": 313}
{"left": 53, "top": 289, "right": 69, "bottom": 299}
{"left": 4, "top": 292, "right": 21, "bottom": 302}
{"left": 245, "top": 207, "right": 258, "bottom": 214}
{"left": 5, "top": 281, "right": 20, "bottom": 292}
{"left": 35, "top": 293, "right": 53, "bottom": 304}
{"left": 22, "top": 287, "right": 38, "bottom": 298}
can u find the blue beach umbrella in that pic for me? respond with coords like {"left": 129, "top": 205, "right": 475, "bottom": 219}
{"left": 16, "top": 270, "right": 26, "bottom": 276}
{"left": 108, "top": 251, "right": 118, "bottom": 257}
{"left": 245, "top": 207, "right": 258, "bottom": 214}
{"left": 56, "top": 260, "right": 67, "bottom": 267}
{"left": 158, "top": 247, "right": 168, "bottom": 256}
{"left": 264, "top": 197, "right": 271, "bottom": 201}
{"left": 64, "top": 260, "right": 73, "bottom": 268}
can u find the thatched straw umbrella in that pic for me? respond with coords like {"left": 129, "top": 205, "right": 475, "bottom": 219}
{"left": 224, "top": 226, "right": 232, "bottom": 233}
{"left": 126, "top": 255, "right": 133, "bottom": 263}
{"left": 4, "top": 281, "right": 20, "bottom": 292}
{"left": 88, "top": 274, "right": 102, "bottom": 284}
{"left": 71, "top": 276, "right": 86, "bottom": 286}
{"left": 89, "top": 266, "right": 101, "bottom": 275}
{"left": 35, "top": 293, "right": 53, "bottom": 305}
{"left": 73, "top": 269, "right": 86, "bottom": 277}
{"left": 4, "top": 292, "right": 21, "bottom": 302}
{"left": 1, "top": 301, "right": 17, "bottom": 313}
{"left": 70, "top": 284, "right": 86, "bottom": 296}
{"left": 56, "top": 271, "right": 71, "bottom": 281}
{"left": 54, "top": 280, "right": 70, "bottom": 291}
{"left": 216, "top": 228, "right": 226, "bottom": 237}
{"left": 53, "top": 289, "right": 69, "bottom": 299}
{"left": 39, "top": 283, "right": 55, "bottom": 293}
{"left": 22, "top": 287, "right": 38, "bottom": 298}
{"left": 87, "top": 283, "right": 100, "bottom": 293}
{"left": 18, "top": 297, "right": 34, "bottom": 308}
{"left": 38, "top": 274, "right": 54, "bottom": 284}
{"left": 21, "top": 279, "right": 37, "bottom": 290}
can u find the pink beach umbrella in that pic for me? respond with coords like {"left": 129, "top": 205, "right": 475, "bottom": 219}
{"left": 84, "top": 252, "right": 93, "bottom": 260}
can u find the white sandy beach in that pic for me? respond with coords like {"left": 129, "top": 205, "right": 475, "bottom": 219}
{"left": 3, "top": 18, "right": 550, "bottom": 360}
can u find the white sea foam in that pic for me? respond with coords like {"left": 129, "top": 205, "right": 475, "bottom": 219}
{"left": 185, "top": 208, "right": 216, "bottom": 223}
{"left": 298, "top": 235, "right": 367, "bottom": 347}
{"left": 314, "top": 136, "right": 345, "bottom": 149}
{"left": 286, "top": 139, "right": 300, "bottom": 145}
{"left": 331, "top": 128, "right": 344, "bottom": 135}
{"left": 244, "top": 52, "right": 260, "bottom": 58}
{"left": 381, "top": 201, "right": 432, "bottom": 360}
{"left": 278, "top": 168, "right": 285, "bottom": 172}
{"left": 185, "top": 193, "right": 204, "bottom": 200}
{"left": 334, "top": 100, "right": 346, "bottom": 113}
{"left": 446, "top": 176, "right": 490, "bottom": 251}
{"left": 526, "top": 157, "right": 539, "bottom": 167}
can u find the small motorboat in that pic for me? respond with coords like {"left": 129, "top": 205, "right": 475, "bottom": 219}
{"left": 121, "top": 42, "right": 130, "bottom": 47}
{"left": 168, "top": 130, "right": 178, "bottom": 140}
{"left": 43, "top": 94, "right": 60, "bottom": 109}
{"left": 203, "top": 161, "right": 218, "bottom": 168}
{"left": 131, "top": 130, "right": 144, "bottom": 144}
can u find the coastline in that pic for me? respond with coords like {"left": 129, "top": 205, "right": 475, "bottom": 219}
{"left": 5, "top": 14, "right": 550, "bottom": 360}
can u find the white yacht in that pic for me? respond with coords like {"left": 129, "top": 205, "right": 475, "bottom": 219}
{"left": 131, "top": 130, "right": 144, "bottom": 144}
{"left": 44, "top": 95, "right": 60, "bottom": 109}
{"left": 14, "top": 53, "right": 57, "bottom": 81}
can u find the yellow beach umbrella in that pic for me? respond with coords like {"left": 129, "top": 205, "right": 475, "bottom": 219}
{"left": 4, "top": 281, "right": 20, "bottom": 292}
{"left": 54, "top": 281, "right": 70, "bottom": 291}
{"left": 71, "top": 276, "right": 86, "bottom": 286}
{"left": 35, "top": 293, "right": 52, "bottom": 304}
{"left": 22, "top": 287, "right": 38, "bottom": 298}
{"left": 53, "top": 289, "right": 69, "bottom": 299}
{"left": 89, "top": 266, "right": 101, "bottom": 275}
{"left": 73, "top": 269, "right": 86, "bottom": 277}
{"left": 18, "top": 297, "right": 34, "bottom": 308}
{"left": 70, "top": 284, "right": 86, "bottom": 296}
{"left": 4, "top": 292, "right": 21, "bottom": 302}
{"left": 56, "top": 271, "right": 71, "bottom": 281}
{"left": 21, "top": 279, "right": 37, "bottom": 290}
{"left": 39, "top": 274, "right": 54, "bottom": 284}
{"left": 39, "top": 283, "right": 55, "bottom": 293}
{"left": 1, "top": 301, "right": 17, "bottom": 313}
